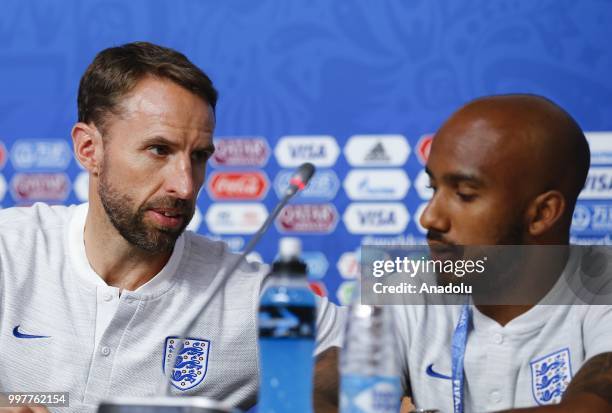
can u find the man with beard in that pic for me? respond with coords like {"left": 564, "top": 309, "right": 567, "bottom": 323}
{"left": 0, "top": 42, "right": 344, "bottom": 412}
{"left": 392, "top": 95, "right": 612, "bottom": 412}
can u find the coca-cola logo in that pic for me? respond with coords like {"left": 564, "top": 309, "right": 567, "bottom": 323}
{"left": 10, "top": 173, "right": 70, "bottom": 202}
{"left": 416, "top": 134, "right": 433, "bottom": 165}
{"left": 0, "top": 141, "right": 6, "bottom": 170}
{"left": 211, "top": 137, "right": 270, "bottom": 167}
{"left": 276, "top": 203, "right": 338, "bottom": 234}
{"left": 207, "top": 171, "right": 269, "bottom": 200}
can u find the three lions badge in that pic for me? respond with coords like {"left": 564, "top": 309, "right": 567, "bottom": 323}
{"left": 530, "top": 348, "right": 572, "bottom": 405}
{"left": 163, "top": 337, "right": 210, "bottom": 391}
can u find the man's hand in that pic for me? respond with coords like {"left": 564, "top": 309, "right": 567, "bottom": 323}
{"left": 314, "top": 347, "right": 340, "bottom": 413}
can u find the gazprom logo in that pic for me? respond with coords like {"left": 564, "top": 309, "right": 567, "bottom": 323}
{"left": 10, "top": 139, "right": 72, "bottom": 170}
{"left": 579, "top": 167, "right": 612, "bottom": 199}
{"left": 274, "top": 169, "right": 339, "bottom": 200}
{"left": 343, "top": 169, "right": 410, "bottom": 200}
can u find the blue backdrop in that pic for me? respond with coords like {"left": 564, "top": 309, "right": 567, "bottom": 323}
{"left": 1, "top": 0, "right": 611, "bottom": 305}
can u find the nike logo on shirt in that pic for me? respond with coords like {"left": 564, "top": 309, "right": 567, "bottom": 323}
{"left": 426, "top": 363, "right": 452, "bottom": 380}
{"left": 12, "top": 325, "right": 51, "bottom": 339}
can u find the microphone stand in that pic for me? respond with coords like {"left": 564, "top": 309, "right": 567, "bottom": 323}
{"left": 159, "top": 162, "right": 315, "bottom": 396}
{"left": 98, "top": 163, "right": 315, "bottom": 412}
{"left": 159, "top": 187, "right": 298, "bottom": 397}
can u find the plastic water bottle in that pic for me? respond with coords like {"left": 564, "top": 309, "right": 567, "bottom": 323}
{"left": 258, "top": 237, "right": 316, "bottom": 413}
{"left": 340, "top": 295, "right": 402, "bottom": 413}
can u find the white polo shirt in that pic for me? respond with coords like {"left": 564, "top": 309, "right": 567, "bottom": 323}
{"left": 0, "top": 203, "right": 345, "bottom": 412}
{"left": 392, "top": 246, "right": 612, "bottom": 412}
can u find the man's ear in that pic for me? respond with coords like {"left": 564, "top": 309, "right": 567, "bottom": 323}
{"left": 525, "top": 190, "right": 566, "bottom": 237}
{"left": 71, "top": 122, "right": 103, "bottom": 176}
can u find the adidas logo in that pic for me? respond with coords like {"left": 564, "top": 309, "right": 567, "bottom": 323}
{"left": 364, "top": 142, "right": 390, "bottom": 162}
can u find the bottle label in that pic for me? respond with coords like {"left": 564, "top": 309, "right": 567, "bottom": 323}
{"left": 258, "top": 304, "right": 315, "bottom": 338}
{"left": 340, "top": 375, "right": 401, "bottom": 413}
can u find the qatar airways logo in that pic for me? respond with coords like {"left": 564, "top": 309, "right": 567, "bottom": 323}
{"left": 211, "top": 137, "right": 269, "bottom": 167}
{"left": 10, "top": 173, "right": 70, "bottom": 202}
{"left": 276, "top": 203, "right": 338, "bottom": 233}
{"left": 207, "top": 171, "right": 269, "bottom": 200}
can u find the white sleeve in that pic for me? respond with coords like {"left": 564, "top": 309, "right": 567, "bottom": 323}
{"left": 314, "top": 295, "right": 347, "bottom": 355}
{"left": 583, "top": 305, "right": 612, "bottom": 360}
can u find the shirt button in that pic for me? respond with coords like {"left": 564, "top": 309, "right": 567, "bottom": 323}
{"left": 492, "top": 333, "right": 503, "bottom": 344}
{"left": 103, "top": 293, "right": 113, "bottom": 302}
{"left": 490, "top": 390, "right": 502, "bottom": 403}
{"left": 126, "top": 297, "right": 135, "bottom": 304}
{"left": 100, "top": 346, "right": 111, "bottom": 356}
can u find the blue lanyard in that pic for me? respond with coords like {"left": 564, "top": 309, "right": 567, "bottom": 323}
{"left": 451, "top": 303, "right": 473, "bottom": 413}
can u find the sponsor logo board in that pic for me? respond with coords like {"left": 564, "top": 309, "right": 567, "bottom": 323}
{"left": 274, "top": 169, "right": 339, "bottom": 200}
{"left": 414, "top": 169, "right": 433, "bottom": 200}
{"left": 344, "top": 134, "right": 410, "bottom": 167}
{"left": 337, "top": 251, "right": 360, "bottom": 279}
{"left": 10, "top": 173, "right": 71, "bottom": 202}
{"left": 579, "top": 167, "right": 612, "bottom": 199}
{"left": 211, "top": 137, "right": 269, "bottom": 167}
{"left": 414, "top": 202, "right": 429, "bottom": 234}
{"left": 274, "top": 135, "right": 340, "bottom": 167}
{"left": 309, "top": 281, "right": 328, "bottom": 297}
{"left": 186, "top": 207, "right": 203, "bottom": 232}
{"left": 416, "top": 134, "right": 434, "bottom": 165}
{"left": 207, "top": 171, "right": 269, "bottom": 200}
{"left": 205, "top": 203, "right": 268, "bottom": 234}
{"left": 343, "top": 169, "right": 410, "bottom": 200}
{"left": 74, "top": 171, "right": 89, "bottom": 202}
{"left": 0, "top": 174, "right": 6, "bottom": 201}
{"left": 571, "top": 202, "right": 612, "bottom": 235}
{"left": 586, "top": 132, "right": 612, "bottom": 165}
{"left": 276, "top": 203, "right": 338, "bottom": 234}
{"left": 0, "top": 141, "right": 6, "bottom": 170}
{"left": 343, "top": 202, "right": 409, "bottom": 234}
{"left": 302, "top": 251, "right": 329, "bottom": 279}
{"left": 10, "top": 139, "right": 72, "bottom": 170}
{"left": 336, "top": 281, "right": 356, "bottom": 306}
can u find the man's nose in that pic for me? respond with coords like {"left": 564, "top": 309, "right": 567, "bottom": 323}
{"left": 165, "top": 156, "right": 196, "bottom": 200}
{"left": 419, "top": 194, "right": 450, "bottom": 234}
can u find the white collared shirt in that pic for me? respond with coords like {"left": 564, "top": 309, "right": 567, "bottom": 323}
{"left": 392, "top": 246, "right": 612, "bottom": 412}
{"left": 0, "top": 203, "right": 345, "bottom": 412}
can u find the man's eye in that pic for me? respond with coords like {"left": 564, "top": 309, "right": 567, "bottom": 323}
{"left": 457, "top": 192, "right": 476, "bottom": 202}
{"left": 149, "top": 145, "right": 169, "bottom": 156}
{"left": 192, "top": 150, "right": 211, "bottom": 162}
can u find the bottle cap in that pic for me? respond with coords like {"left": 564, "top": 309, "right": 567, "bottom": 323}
{"left": 272, "top": 237, "right": 307, "bottom": 275}
{"left": 278, "top": 237, "right": 302, "bottom": 261}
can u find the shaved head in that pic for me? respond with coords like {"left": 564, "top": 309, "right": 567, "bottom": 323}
{"left": 421, "top": 94, "right": 590, "bottom": 245}
{"left": 449, "top": 94, "right": 590, "bottom": 207}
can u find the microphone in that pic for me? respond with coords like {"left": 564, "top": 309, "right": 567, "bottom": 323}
{"left": 155, "top": 163, "right": 316, "bottom": 397}
{"left": 286, "top": 162, "right": 315, "bottom": 196}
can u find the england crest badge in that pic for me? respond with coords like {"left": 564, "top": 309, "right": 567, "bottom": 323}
{"left": 530, "top": 348, "right": 572, "bottom": 405}
{"left": 163, "top": 336, "right": 210, "bottom": 391}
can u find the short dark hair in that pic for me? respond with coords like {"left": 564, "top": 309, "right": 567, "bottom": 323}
{"left": 78, "top": 41, "right": 218, "bottom": 133}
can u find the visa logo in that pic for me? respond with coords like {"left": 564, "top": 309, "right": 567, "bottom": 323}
{"left": 580, "top": 167, "right": 612, "bottom": 199}
{"left": 343, "top": 203, "right": 409, "bottom": 234}
{"left": 289, "top": 144, "right": 326, "bottom": 159}
{"left": 275, "top": 135, "right": 340, "bottom": 167}
{"left": 357, "top": 210, "right": 396, "bottom": 225}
